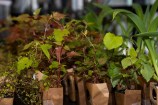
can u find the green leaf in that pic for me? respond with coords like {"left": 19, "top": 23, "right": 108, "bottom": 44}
{"left": 143, "top": 6, "right": 150, "bottom": 27}
{"left": 54, "top": 29, "right": 69, "bottom": 42}
{"left": 61, "top": 65, "right": 67, "bottom": 74}
{"left": 23, "top": 42, "right": 34, "bottom": 50}
{"left": 98, "top": 71, "right": 107, "bottom": 76}
{"left": 113, "top": 9, "right": 127, "bottom": 20}
{"left": 33, "top": 8, "right": 41, "bottom": 16}
{"left": 132, "top": 3, "right": 143, "bottom": 19}
{"left": 134, "top": 31, "right": 158, "bottom": 37}
{"left": 128, "top": 47, "right": 137, "bottom": 57}
{"left": 121, "top": 57, "right": 138, "bottom": 69}
{"left": 133, "top": 71, "right": 139, "bottom": 84}
{"left": 93, "top": 3, "right": 112, "bottom": 10}
{"left": 148, "top": 17, "right": 158, "bottom": 32}
{"left": 17, "top": 57, "right": 33, "bottom": 74}
{"left": 12, "top": 14, "right": 30, "bottom": 22}
{"left": 49, "top": 61, "right": 59, "bottom": 69}
{"left": 153, "top": 74, "right": 158, "bottom": 81}
{"left": 141, "top": 63, "right": 154, "bottom": 82}
{"left": 32, "top": 60, "right": 39, "bottom": 68}
{"left": 97, "top": 58, "right": 106, "bottom": 65}
{"left": 84, "top": 12, "right": 97, "bottom": 25}
{"left": 108, "top": 64, "right": 121, "bottom": 79}
{"left": 103, "top": 32, "right": 123, "bottom": 50}
{"left": 122, "top": 73, "right": 130, "bottom": 78}
{"left": 113, "top": 9, "right": 146, "bottom": 32}
{"left": 42, "top": 74, "right": 48, "bottom": 80}
{"left": 111, "top": 78, "right": 120, "bottom": 88}
{"left": 88, "top": 70, "right": 93, "bottom": 76}
{"left": 64, "top": 45, "right": 70, "bottom": 50}
{"left": 150, "top": 0, "right": 158, "bottom": 19}
{"left": 54, "top": 42, "right": 62, "bottom": 45}
{"left": 40, "top": 44, "right": 52, "bottom": 59}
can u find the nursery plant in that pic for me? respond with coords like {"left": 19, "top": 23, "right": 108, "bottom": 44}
{"left": 112, "top": 0, "right": 158, "bottom": 82}
{"left": 0, "top": 44, "right": 18, "bottom": 105}
{"left": 103, "top": 30, "right": 142, "bottom": 105}
{"left": 70, "top": 21, "right": 111, "bottom": 105}
{"left": 104, "top": 1, "right": 158, "bottom": 105}
{"left": 103, "top": 32, "right": 136, "bottom": 88}
{"left": 12, "top": 8, "right": 89, "bottom": 105}
{"left": 84, "top": 3, "right": 113, "bottom": 34}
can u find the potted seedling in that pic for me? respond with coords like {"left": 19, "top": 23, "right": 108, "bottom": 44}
{"left": 14, "top": 9, "right": 85, "bottom": 105}
{"left": 103, "top": 32, "right": 141, "bottom": 105}
{"left": 6, "top": 9, "right": 50, "bottom": 105}
{"left": 84, "top": 4, "right": 117, "bottom": 104}
{"left": 0, "top": 46, "right": 17, "bottom": 105}
{"left": 11, "top": 9, "right": 69, "bottom": 105}
{"left": 49, "top": 19, "right": 89, "bottom": 104}
{"left": 73, "top": 28, "right": 110, "bottom": 105}
{"left": 112, "top": 0, "right": 158, "bottom": 104}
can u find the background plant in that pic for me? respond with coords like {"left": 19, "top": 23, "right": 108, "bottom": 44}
{"left": 0, "top": 44, "right": 18, "bottom": 98}
{"left": 72, "top": 23, "right": 109, "bottom": 83}
{"left": 113, "top": 0, "right": 158, "bottom": 82}
{"left": 103, "top": 32, "right": 140, "bottom": 88}
{"left": 84, "top": 3, "right": 113, "bottom": 34}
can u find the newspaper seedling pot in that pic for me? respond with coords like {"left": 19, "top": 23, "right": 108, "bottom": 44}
{"left": 63, "top": 76, "right": 69, "bottom": 96}
{"left": 150, "top": 82, "right": 158, "bottom": 105}
{"left": 142, "top": 84, "right": 151, "bottom": 105}
{"left": 86, "top": 82, "right": 109, "bottom": 105}
{"left": 115, "top": 90, "right": 141, "bottom": 105}
{"left": 0, "top": 98, "right": 14, "bottom": 105}
{"left": 75, "top": 76, "right": 87, "bottom": 105}
{"left": 43, "top": 88, "right": 63, "bottom": 105}
{"left": 67, "top": 68, "right": 76, "bottom": 102}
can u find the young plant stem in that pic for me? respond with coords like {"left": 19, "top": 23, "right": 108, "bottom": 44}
{"left": 57, "top": 45, "right": 64, "bottom": 87}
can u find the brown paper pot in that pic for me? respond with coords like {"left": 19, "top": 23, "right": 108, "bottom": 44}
{"left": 86, "top": 83, "right": 109, "bottom": 105}
{"left": 137, "top": 76, "right": 150, "bottom": 105}
{"left": 43, "top": 88, "right": 63, "bottom": 105}
{"left": 142, "top": 84, "right": 151, "bottom": 105}
{"left": 67, "top": 68, "right": 76, "bottom": 102}
{"left": 0, "top": 98, "right": 13, "bottom": 105}
{"left": 75, "top": 76, "right": 87, "bottom": 105}
{"left": 63, "top": 76, "right": 69, "bottom": 96}
{"left": 115, "top": 90, "right": 141, "bottom": 105}
{"left": 150, "top": 82, "right": 158, "bottom": 105}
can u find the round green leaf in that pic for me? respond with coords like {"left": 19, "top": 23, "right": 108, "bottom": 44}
{"left": 103, "top": 32, "right": 123, "bottom": 50}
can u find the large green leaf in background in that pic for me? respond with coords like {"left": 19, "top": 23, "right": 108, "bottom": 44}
{"left": 40, "top": 44, "right": 52, "bottom": 59}
{"left": 113, "top": 9, "right": 146, "bottom": 32}
{"left": 17, "top": 57, "right": 33, "bottom": 74}
{"left": 103, "top": 32, "right": 123, "bottom": 50}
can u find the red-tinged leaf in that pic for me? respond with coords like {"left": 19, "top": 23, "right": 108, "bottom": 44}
{"left": 50, "top": 21, "right": 61, "bottom": 28}
{"left": 53, "top": 12, "right": 66, "bottom": 21}
{"left": 67, "top": 51, "right": 80, "bottom": 58}
{"left": 55, "top": 47, "right": 66, "bottom": 61}
{"left": 6, "top": 27, "right": 21, "bottom": 43}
